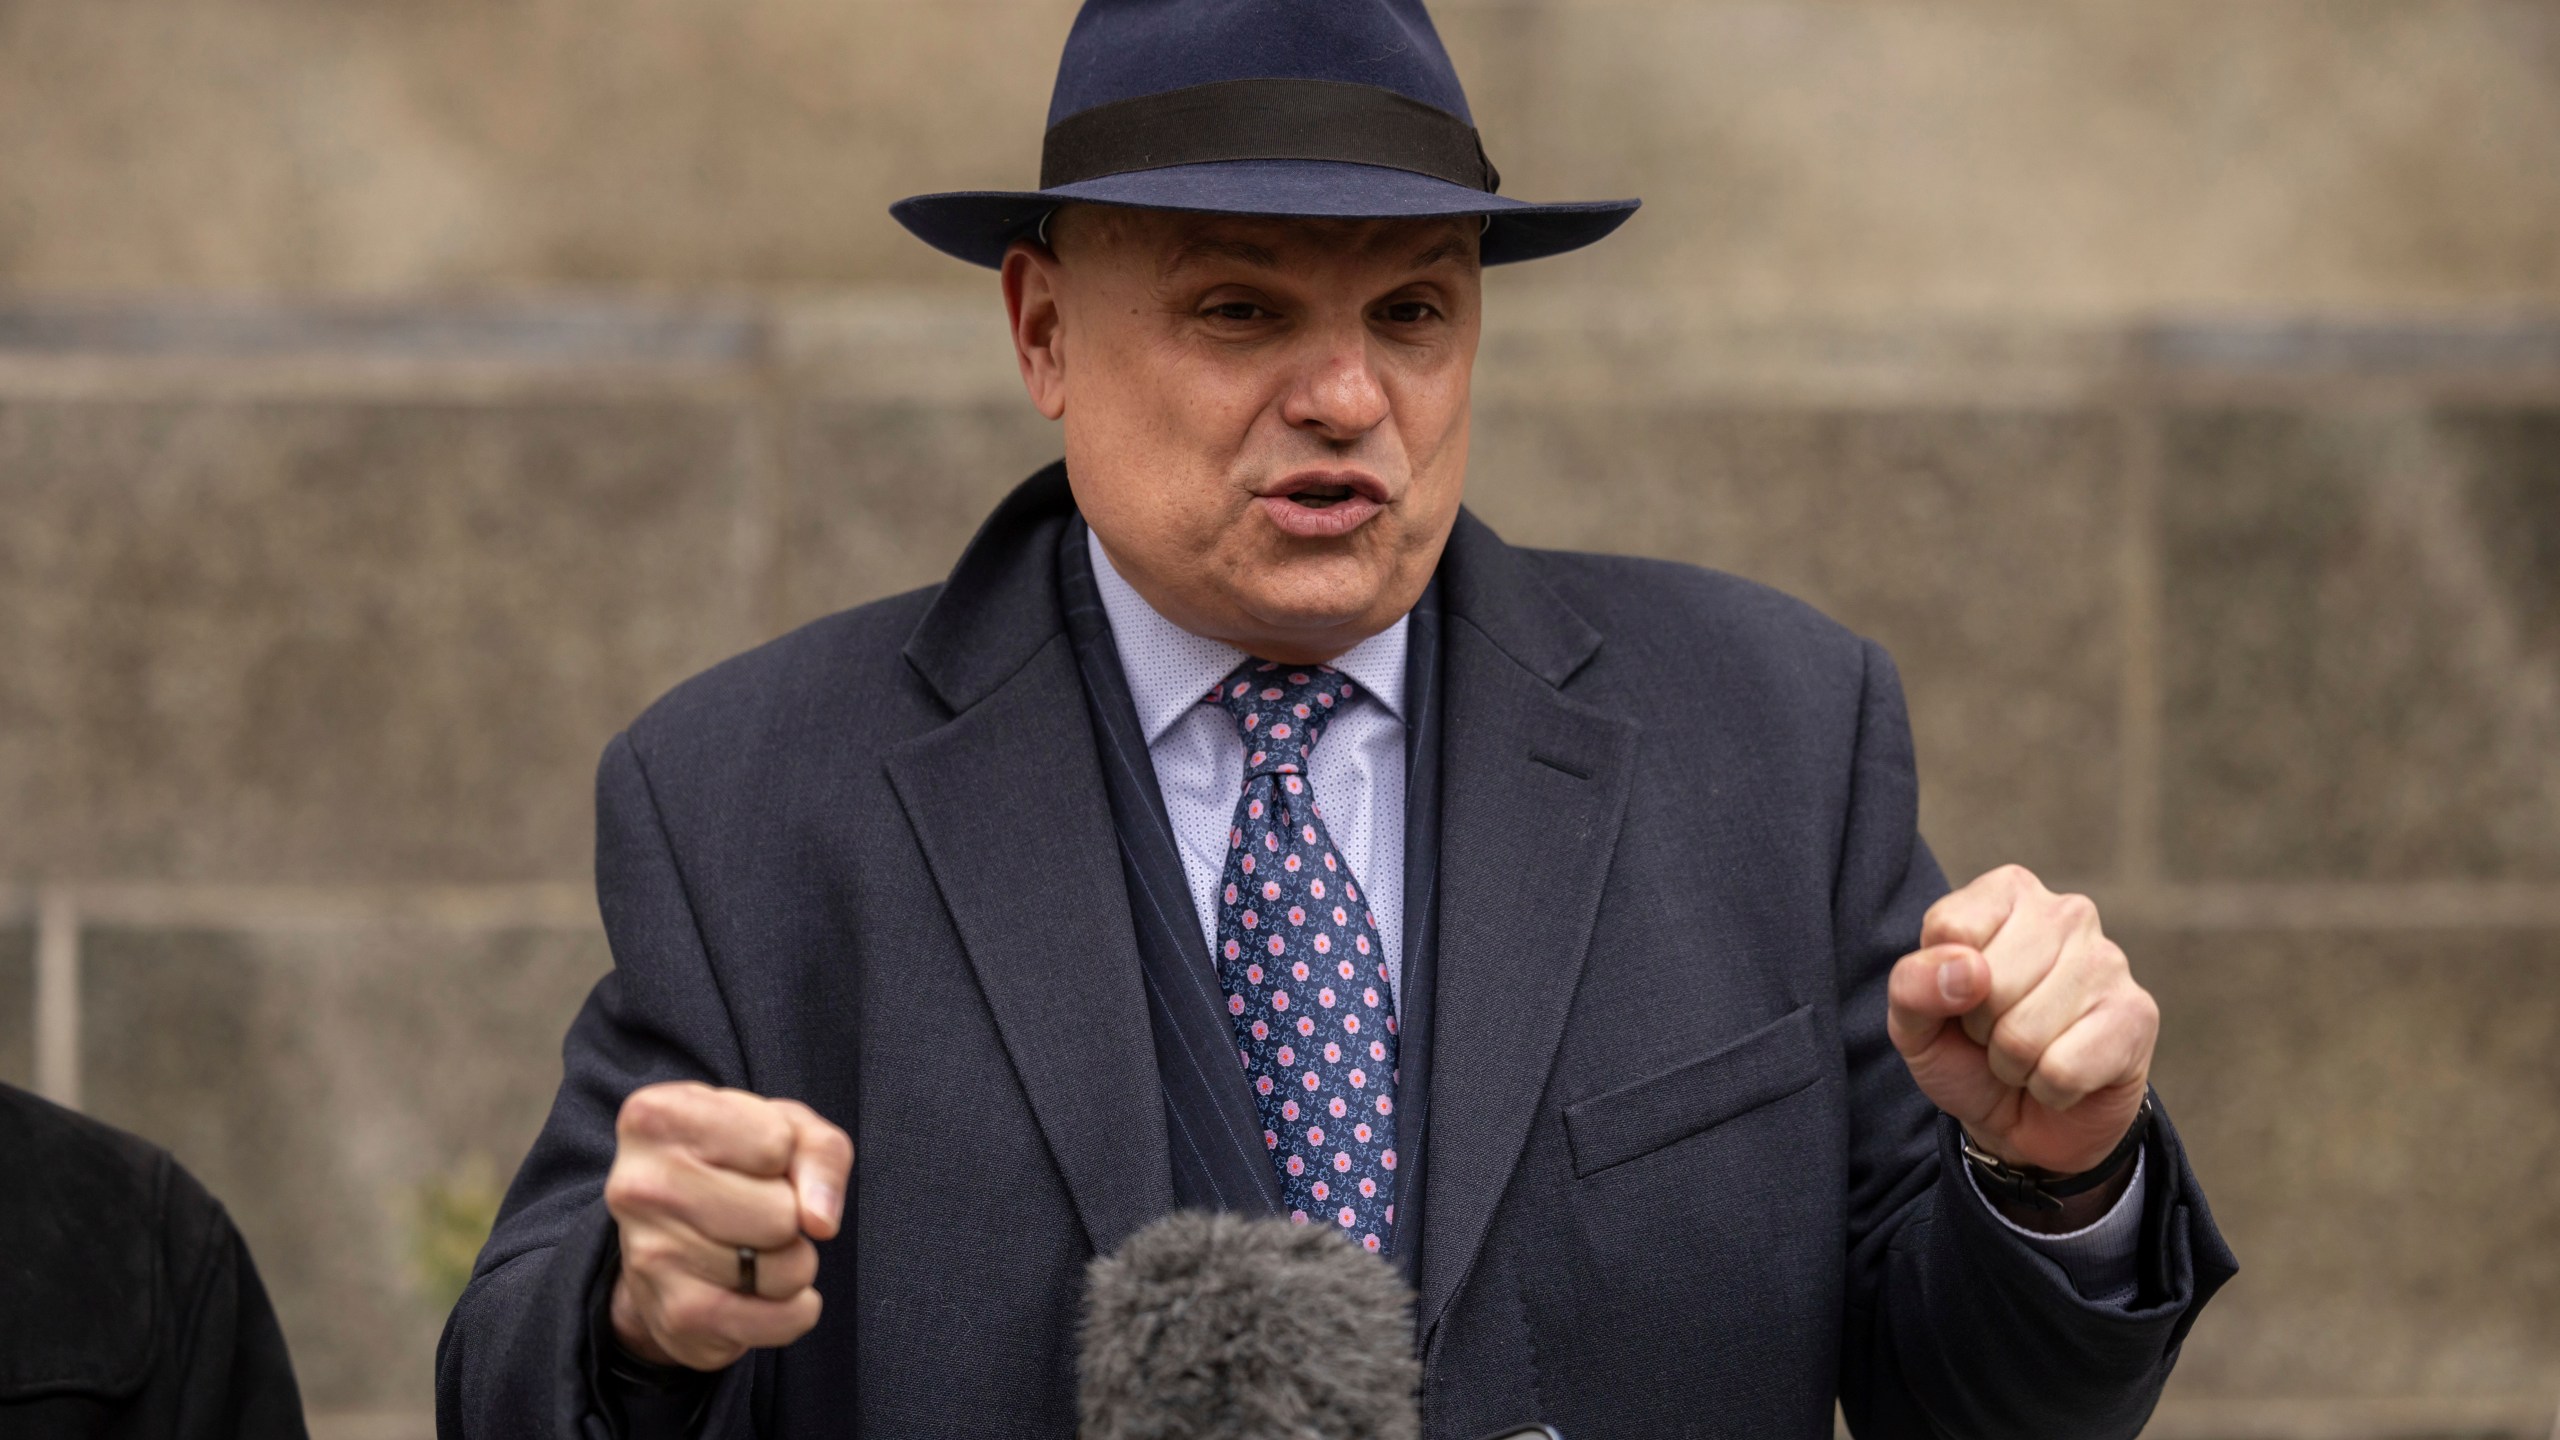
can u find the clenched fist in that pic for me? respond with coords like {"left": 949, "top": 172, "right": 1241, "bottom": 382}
{"left": 1887, "top": 865, "right": 2157, "bottom": 1224}
{"left": 604, "top": 1082, "right": 854, "bottom": 1370}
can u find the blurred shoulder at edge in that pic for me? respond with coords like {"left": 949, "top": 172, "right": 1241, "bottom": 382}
{"left": 0, "top": 1081, "right": 309, "bottom": 1440}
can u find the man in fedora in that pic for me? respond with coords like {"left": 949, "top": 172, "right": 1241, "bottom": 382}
{"left": 440, "top": 1, "right": 2234, "bottom": 1435}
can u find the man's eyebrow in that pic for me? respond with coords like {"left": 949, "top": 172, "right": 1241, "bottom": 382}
{"left": 1160, "top": 236, "right": 1283, "bottom": 279}
{"left": 1403, "top": 234, "right": 1475, "bottom": 271}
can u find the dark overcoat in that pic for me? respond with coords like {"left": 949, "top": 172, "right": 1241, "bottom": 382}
{"left": 0, "top": 1082, "right": 307, "bottom": 1439}
{"left": 438, "top": 466, "right": 2234, "bottom": 1439}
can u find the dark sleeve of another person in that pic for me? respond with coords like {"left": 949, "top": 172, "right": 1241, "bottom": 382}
{"left": 164, "top": 1177, "right": 309, "bottom": 1440}
{"left": 1828, "top": 640, "right": 2241, "bottom": 1440}
{"left": 435, "top": 732, "right": 755, "bottom": 1440}
{"left": 0, "top": 1082, "right": 307, "bottom": 1440}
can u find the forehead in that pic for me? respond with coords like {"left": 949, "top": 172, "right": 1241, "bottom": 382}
{"left": 1067, "top": 207, "right": 1480, "bottom": 280}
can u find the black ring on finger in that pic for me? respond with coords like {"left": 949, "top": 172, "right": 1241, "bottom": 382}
{"left": 734, "top": 1245, "right": 759, "bottom": 1297}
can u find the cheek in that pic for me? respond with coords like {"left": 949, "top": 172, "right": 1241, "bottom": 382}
{"left": 1151, "top": 359, "right": 1275, "bottom": 463}
{"left": 1084, "top": 320, "right": 1271, "bottom": 446}
{"left": 1064, "top": 344, "right": 1267, "bottom": 540}
{"left": 1408, "top": 384, "right": 1470, "bottom": 469}
{"left": 1389, "top": 375, "right": 1473, "bottom": 522}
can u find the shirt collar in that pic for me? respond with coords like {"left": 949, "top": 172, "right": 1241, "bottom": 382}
{"left": 1085, "top": 526, "right": 1409, "bottom": 745}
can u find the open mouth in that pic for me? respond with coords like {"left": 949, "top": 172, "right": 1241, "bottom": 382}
{"left": 1286, "top": 485, "right": 1359, "bottom": 510}
{"left": 1257, "top": 471, "right": 1387, "bottom": 538}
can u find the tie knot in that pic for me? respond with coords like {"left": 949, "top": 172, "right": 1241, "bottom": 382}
{"left": 1210, "top": 659, "right": 1358, "bottom": 779}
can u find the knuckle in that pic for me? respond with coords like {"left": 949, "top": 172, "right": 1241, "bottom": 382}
{"left": 619, "top": 1081, "right": 713, "bottom": 1143}
{"left": 782, "top": 1287, "right": 824, "bottom": 1339}
{"left": 1990, "top": 1025, "right": 2043, "bottom": 1075}
{"left": 786, "top": 1239, "right": 824, "bottom": 1291}
{"left": 2128, "top": 986, "right": 2161, "bottom": 1032}
{"left": 1994, "top": 862, "right": 2039, "bottom": 891}
{"left": 739, "top": 1101, "right": 797, "bottom": 1168}
{"left": 660, "top": 1290, "right": 722, "bottom": 1339}
{"left": 1980, "top": 1045, "right": 2025, "bottom": 1085}
{"left": 604, "top": 1166, "right": 670, "bottom": 1220}
{"left": 811, "top": 1123, "right": 855, "bottom": 1168}
{"left": 614, "top": 1095, "right": 659, "bottom": 1144}
{"left": 2036, "top": 1053, "right": 2097, "bottom": 1097}
{"left": 752, "top": 1189, "right": 806, "bottom": 1248}
{"left": 709, "top": 1085, "right": 765, "bottom": 1119}
{"left": 618, "top": 1082, "right": 681, "bottom": 1130}
{"left": 665, "top": 1281, "right": 737, "bottom": 1342}
{"left": 619, "top": 1226, "right": 679, "bottom": 1277}
{"left": 2051, "top": 891, "right": 2098, "bottom": 927}
{"left": 1959, "top": 1006, "right": 1997, "bottom": 1049}
{"left": 737, "top": 1292, "right": 820, "bottom": 1350}
{"left": 681, "top": 1339, "right": 745, "bottom": 1371}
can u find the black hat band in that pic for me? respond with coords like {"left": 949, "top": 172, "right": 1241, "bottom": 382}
{"left": 1040, "top": 78, "right": 1501, "bottom": 194}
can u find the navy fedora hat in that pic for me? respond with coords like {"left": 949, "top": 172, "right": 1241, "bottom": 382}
{"left": 891, "top": 0, "right": 1639, "bottom": 268}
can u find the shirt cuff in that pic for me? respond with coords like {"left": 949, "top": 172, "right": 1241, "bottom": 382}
{"left": 1969, "top": 1148, "right": 2146, "bottom": 1308}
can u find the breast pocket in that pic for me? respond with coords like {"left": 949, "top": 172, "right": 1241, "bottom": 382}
{"left": 1562, "top": 1003, "right": 1825, "bottom": 1179}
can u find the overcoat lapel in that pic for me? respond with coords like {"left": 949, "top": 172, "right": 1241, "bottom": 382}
{"left": 1415, "top": 512, "right": 1638, "bottom": 1343}
{"left": 1056, "top": 519, "right": 1287, "bottom": 1218}
{"left": 1386, "top": 578, "right": 1445, "bottom": 1289}
{"left": 883, "top": 467, "right": 1173, "bottom": 1257}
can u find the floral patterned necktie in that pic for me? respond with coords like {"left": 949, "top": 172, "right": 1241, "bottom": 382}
{"left": 1210, "top": 658, "right": 1399, "bottom": 1252}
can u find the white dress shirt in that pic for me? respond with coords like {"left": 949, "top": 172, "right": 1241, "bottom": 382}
{"left": 1084, "top": 527, "right": 2144, "bottom": 1303}
{"left": 1087, "top": 529, "right": 1413, "bottom": 1014}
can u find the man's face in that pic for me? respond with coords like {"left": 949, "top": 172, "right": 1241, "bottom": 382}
{"left": 1002, "top": 206, "right": 1482, "bottom": 663}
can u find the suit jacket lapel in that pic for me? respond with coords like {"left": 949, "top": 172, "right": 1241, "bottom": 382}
{"left": 1387, "top": 578, "right": 1445, "bottom": 1289}
{"left": 1056, "top": 520, "right": 1286, "bottom": 1218}
{"left": 1416, "top": 512, "right": 1638, "bottom": 1343}
{"left": 884, "top": 466, "right": 1173, "bottom": 1257}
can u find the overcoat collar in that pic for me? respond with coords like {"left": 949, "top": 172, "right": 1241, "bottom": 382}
{"left": 899, "top": 465, "right": 1083, "bottom": 713}
{"left": 892, "top": 466, "right": 1637, "bottom": 1343}
{"left": 884, "top": 464, "right": 1175, "bottom": 1258}
{"left": 1435, "top": 506, "right": 1605, "bottom": 688}
{"left": 898, "top": 467, "right": 1605, "bottom": 705}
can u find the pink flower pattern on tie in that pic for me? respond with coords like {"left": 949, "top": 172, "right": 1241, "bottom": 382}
{"left": 1212, "top": 659, "right": 1398, "bottom": 1252}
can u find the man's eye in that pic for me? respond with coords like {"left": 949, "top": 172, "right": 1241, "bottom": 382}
{"left": 1205, "top": 302, "right": 1267, "bottom": 322}
{"left": 1380, "top": 302, "right": 1439, "bottom": 324}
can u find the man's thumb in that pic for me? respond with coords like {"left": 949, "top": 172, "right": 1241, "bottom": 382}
{"left": 770, "top": 1098, "right": 853, "bottom": 1240}
{"left": 1886, "top": 944, "right": 1987, "bottom": 1058}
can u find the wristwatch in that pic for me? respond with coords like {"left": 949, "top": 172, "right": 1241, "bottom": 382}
{"left": 1958, "top": 1091, "right": 2153, "bottom": 1213}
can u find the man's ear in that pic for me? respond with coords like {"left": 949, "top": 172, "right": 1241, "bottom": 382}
{"left": 1001, "top": 235, "right": 1068, "bottom": 421}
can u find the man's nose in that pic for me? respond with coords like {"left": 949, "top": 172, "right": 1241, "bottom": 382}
{"left": 1279, "top": 328, "right": 1391, "bottom": 441}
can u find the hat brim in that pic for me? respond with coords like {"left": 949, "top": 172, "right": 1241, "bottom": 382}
{"left": 890, "top": 158, "right": 1637, "bottom": 268}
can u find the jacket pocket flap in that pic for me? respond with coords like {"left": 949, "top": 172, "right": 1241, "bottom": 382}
{"left": 1563, "top": 1003, "right": 1822, "bottom": 1178}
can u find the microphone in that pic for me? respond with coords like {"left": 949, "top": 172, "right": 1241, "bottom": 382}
{"left": 1078, "top": 1210, "right": 1422, "bottom": 1440}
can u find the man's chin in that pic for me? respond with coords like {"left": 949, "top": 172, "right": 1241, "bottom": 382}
{"left": 1203, "top": 529, "right": 1433, "bottom": 655}
{"left": 1229, "top": 584, "right": 1401, "bottom": 658}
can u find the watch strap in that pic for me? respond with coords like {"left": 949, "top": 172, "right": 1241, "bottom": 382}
{"left": 1958, "top": 1091, "right": 2153, "bottom": 1213}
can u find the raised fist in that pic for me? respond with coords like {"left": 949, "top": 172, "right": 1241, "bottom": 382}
{"left": 1887, "top": 865, "right": 2157, "bottom": 1202}
{"left": 603, "top": 1081, "right": 853, "bottom": 1370}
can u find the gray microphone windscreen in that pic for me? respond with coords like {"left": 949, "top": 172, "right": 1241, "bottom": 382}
{"left": 1078, "top": 1210, "right": 1422, "bottom": 1440}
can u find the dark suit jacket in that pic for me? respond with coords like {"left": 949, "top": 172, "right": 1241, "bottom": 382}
{"left": 438, "top": 465, "right": 2234, "bottom": 1440}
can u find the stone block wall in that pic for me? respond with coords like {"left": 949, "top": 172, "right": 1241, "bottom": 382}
{"left": 4, "top": 0, "right": 2560, "bottom": 312}
{"left": 2, "top": 1, "right": 2556, "bottom": 1437}
{"left": 5, "top": 301, "right": 2554, "bottom": 1438}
